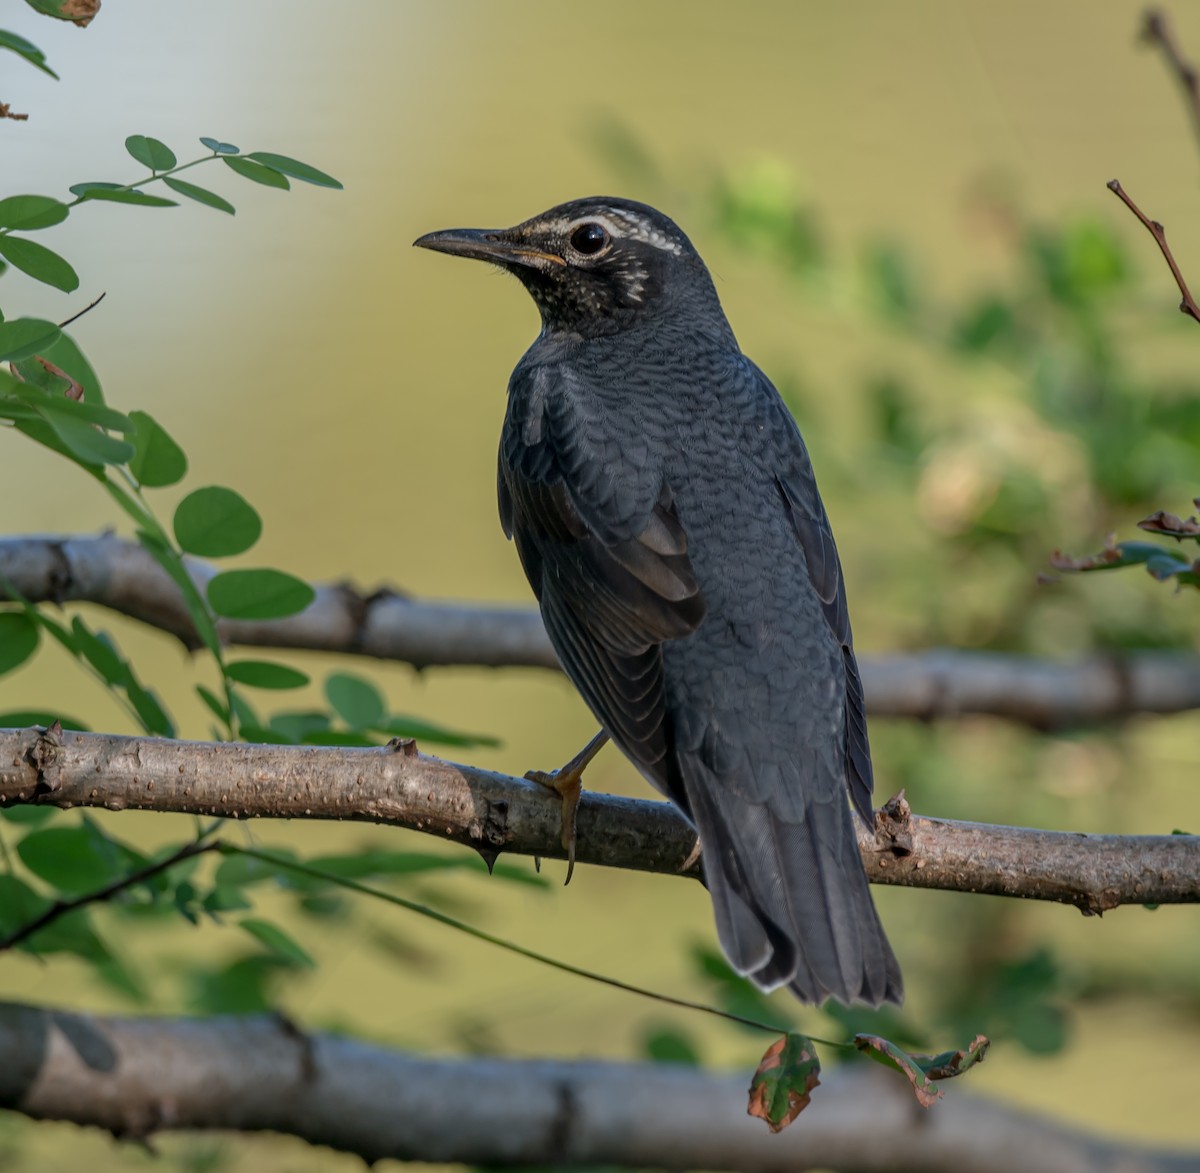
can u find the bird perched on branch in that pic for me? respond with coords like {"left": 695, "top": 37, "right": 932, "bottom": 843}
{"left": 415, "top": 197, "right": 902, "bottom": 1006}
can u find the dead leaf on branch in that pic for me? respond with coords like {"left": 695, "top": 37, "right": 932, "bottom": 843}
{"left": 747, "top": 1033, "right": 821, "bottom": 1133}
{"left": 1139, "top": 510, "right": 1200, "bottom": 540}
{"left": 853, "top": 1032, "right": 990, "bottom": 1109}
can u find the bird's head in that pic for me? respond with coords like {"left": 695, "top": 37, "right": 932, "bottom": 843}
{"left": 414, "top": 197, "right": 728, "bottom": 339}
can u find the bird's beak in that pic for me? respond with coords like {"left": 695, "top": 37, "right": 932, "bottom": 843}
{"left": 413, "top": 227, "right": 566, "bottom": 272}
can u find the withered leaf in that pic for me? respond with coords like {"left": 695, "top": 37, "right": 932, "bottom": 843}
{"left": 747, "top": 1033, "right": 820, "bottom": 1133}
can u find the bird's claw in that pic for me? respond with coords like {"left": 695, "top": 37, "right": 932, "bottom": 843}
{"left": 524, "top": 767, "right": 584, "bottom": 885}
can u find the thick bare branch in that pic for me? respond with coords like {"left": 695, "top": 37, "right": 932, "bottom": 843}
{"left": 0, "top": 1002, "right": 1192, "bottom": 1172}
{"left": 3, "top": 534, "right": 1199, "bottom": 726}
{"left": 1, "top": 728, "right": 1196, "bottom": 912}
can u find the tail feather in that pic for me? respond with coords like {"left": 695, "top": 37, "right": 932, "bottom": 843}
{"left": 684, "top": 764, "right": 902, "bottom": 1007}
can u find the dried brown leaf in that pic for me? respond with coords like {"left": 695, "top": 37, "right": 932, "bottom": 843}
{"left": 747, "top": 1034, "right": 821, "bottom": 1133}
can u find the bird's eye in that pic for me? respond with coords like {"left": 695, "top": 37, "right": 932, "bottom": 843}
{"left": 569, "top": 222, "right": 609, "bottom": 256}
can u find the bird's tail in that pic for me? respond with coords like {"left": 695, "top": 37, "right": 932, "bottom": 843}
{"left": 683, "top": 766, "right": 902, "bottom": 1007}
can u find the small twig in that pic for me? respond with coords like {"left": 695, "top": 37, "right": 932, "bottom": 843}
{"left": 1142, "top": 9, "right": 1200, "bottom": 154}
{"left": 226, "top": 845, "right": 802, "bottom": 1040}
{"left": 0, "top": 834, "right": 221, "bottom": 952}
{"left": 1106, "top": 179, "right": 1200, "bottom": 324}
{"left": 57, "top": 291, "right": 107, "bottom": 331}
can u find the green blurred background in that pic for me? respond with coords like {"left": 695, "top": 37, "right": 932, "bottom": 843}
{"left": 2, "top": 1, "right": 1200, "bottom": 1168}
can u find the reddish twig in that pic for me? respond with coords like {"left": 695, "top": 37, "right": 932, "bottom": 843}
{"left": 58, "top": 291, "right": 107, "bottom": 331}
{"left": 1142, "top": 9, "right": 1200, "bottom": 154}
{"left": 1106, "top": 179, "right": 1200, "bottom": 324}
{"left": 0, "top": 835, "right": 221, "bottom": 952}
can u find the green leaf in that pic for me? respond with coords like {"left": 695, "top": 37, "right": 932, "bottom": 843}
{"left": 865, "top": 241, "right": 918, "bottom": 323}
{"left": 202, "top": 884, "right": 252, "bottom": 914}
{"left": 0, "top": 611, "right": 39, "bottom": 674}
{"left": 173, "top": 486, "right": 262, "bottom": 557}
{"left": 228, "top": 684, "right": 260, "bottom": 732}
{"left": 0, "top": 709, "right": 88, "bottom": 731}
{"left": 373, "top": 714, "right": 500, "bottom": 748}
{"left": 747, "top": 1033, "right": 821, "bottom": 1132}
{"left": 195, "top": 684, "right": 230, "bottom": 725}
{"left": 0, "top": 804, "right": 57, "bottom": 826}
{"left": 163, "top": 177, "right": 235, "bottom": 215}
{"left": 69, "top": 617, "right": 125, "bottom": 683}
{"left": 17, "top": 823, "right": 134, "bottom": 896}
{"left": 18, "top": 906, "right": 111, "bottom": 961}
{"left": 207, "top": 569, "right": 314, "bottom": 620}
{"left": 223, "top": 156, "right": 290, "bottom": 189}
{"left": 125, "top": 676, "right": 175, "bottom": 738}
{"left": 11, "top": 383, "right": 132, "bottom": 431}
{"left": 214, "top": 849, "right": 297, "bottom": 887}
{"left": 268, "top": 711, "right": 329, "bottom": 742}
{"left": 912, "top": 1035, "right": 990, "bottom": 1081}
{"left": 239, "top": 917, "right": 314, "bottom": 967}
{"left": 224, "top": 660, "right": 309, "bottom": 690}
{"left": 74, "top": 187, "right": 178, "bottom": 208}
{"left": 200, "top": 137, "right": 240, "bottom": 155}
{"left": 292, "top": 850, "right": 469, "bottom": 889}
{"left": 245, "top": 152, "right": 342, "bottom": 189}
{"left": 853, "top": 1034, "right": 942, "bottom": 1107}
{"left": 0, "top": 30, "right": 57, "bottom": 78}
{"left": 300, "top": 729, "right": 377, "bottom": 747}
{"left": 125, "top": 135, "right": 177, "bottom": 171}
{"left": 128, "top": 410, "right": 187, "bottom": 487}
{"left": 325, "top": 672, "right": 385, "bottom": 728}
{"left": 0, "top": 874, "right": 51, "bottom": 938}
{"left": 642, "top": 1025, "right": 701, "bottom": 1066}
{"left": 135, "top": 529, "right": 222, "bottom": 659}
{"left": 187, "top": 955, "right": 289, "bottom": 1015}
{"left": 23, "top": 0, "right": 95, "bottom": 21}
{"left": 0, "top": 195, "right": 69, "bottom": 231}
{"left": 12, "top": 414, "right": 100, "bottom": 471}
{"left": 0, "top": 230, "right": 78, "bottom": 290}
{"left": 40, "top": 330, "right": 104, "bottom": 404}
{"left": 0, "top": 317, "right": 60, "bottom": 362}
{"left": 235, "top": 724, "right": 296, "bottom": 745}
{"left": 33, "top": 400, "right": 134, "bottom": 465}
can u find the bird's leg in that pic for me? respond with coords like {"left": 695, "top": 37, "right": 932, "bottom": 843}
{"left": 525, "top": 730, "right": 608, "bottom": 885}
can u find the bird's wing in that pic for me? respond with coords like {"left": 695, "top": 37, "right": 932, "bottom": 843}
{"left": 665, "top": 358, "right": 899, "bottom": 1005}
{"left": 766, "top": 390, "right": 874, "bottom": 827}
{"left": 499, "top": 362, "right": 706, "bottom": 786}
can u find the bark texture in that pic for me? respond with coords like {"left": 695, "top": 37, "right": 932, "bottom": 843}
{"left": 3, "top": 533, "right": 1199, "bottom": 725}
{"left": 2, "top": 727, "right": 1197, "bottom": 911}
{"left": 0, "top": 1003, "right": 1194, "bottom": 1172}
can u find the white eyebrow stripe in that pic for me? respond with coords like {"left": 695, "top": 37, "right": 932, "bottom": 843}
{"left": 544, "top": 211, "right": 684, "bottom": 256}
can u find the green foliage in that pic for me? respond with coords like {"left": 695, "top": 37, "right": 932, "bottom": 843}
{"left": 0, "top": 133, "right": 342, "bottom": 295}
{"left": 174, "top": 487, "right": 262, "bottom": 557}
{"left": 0, "top": 29, "right": 56, "bottom": 78}
{"left": 0, "top": 612, "right": 38, "bottom": 674}
{"left": 206, "top": 568, "right": 315, "bottom": 620}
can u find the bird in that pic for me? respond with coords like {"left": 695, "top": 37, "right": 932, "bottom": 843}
{"left": 414, "top": 197, "right": 902, "bottom": 1006}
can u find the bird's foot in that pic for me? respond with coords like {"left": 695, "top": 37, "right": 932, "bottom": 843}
{"left": 524, "top": 730, "right": 608, "bottom": 885}
{"left": 679, "top": 835, "right": 704, "bottom": 874}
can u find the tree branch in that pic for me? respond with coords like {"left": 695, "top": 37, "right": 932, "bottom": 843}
{"left": 3, "top": 534, "right": 1199, "bottom": 727}
{"left": 0, "top": 1002, "right": 1191, "bottom": 1172}
{"left": 0, "top": 834, "right": 220, "bottom": 952}
{"left": 1, "top": 728, "right": 1196, "bottom": 912}
{"left": 1143, "top": 7, "right": 1200, "bottom": 157}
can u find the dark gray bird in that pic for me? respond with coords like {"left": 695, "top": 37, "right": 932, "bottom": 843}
{"left": 414, "top": 197, "right": 902, "bottom": 1006}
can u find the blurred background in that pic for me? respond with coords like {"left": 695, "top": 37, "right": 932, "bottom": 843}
{"left": 2, "top": 1, "right": 1200, "bottom": 1168}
